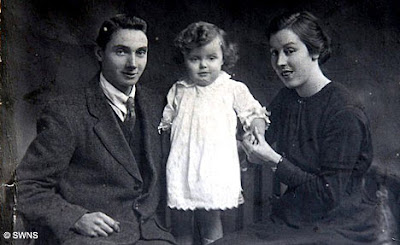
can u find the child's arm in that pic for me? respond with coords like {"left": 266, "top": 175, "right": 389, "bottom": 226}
{"left": 158, "top": 84, "right": 177, "bottom": 134}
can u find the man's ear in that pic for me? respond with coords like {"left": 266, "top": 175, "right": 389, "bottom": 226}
{"left": 94, "top": 46, "right": 103, "bottom": 62}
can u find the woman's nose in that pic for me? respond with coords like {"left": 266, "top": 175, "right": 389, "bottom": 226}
{"left": 276, "top": 52, "right": 287, "bottom": 67}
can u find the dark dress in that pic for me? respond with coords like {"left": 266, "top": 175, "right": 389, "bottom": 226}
{"left": 214, "top": 82, "right": 380, "bottom": 244}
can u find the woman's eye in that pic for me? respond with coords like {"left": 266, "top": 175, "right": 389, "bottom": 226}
{"left": 270, "top": 50, "right": 278, "bottom": 57}
{"left": 285, "top": 48, "right": 295, "bottom": 55}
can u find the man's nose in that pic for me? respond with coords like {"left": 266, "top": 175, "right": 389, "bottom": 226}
{"left": 126, "top": 54, "right": 137, "bottom": 68}
{"left": 276, "top": 52, "right": 287, "bottom": 67}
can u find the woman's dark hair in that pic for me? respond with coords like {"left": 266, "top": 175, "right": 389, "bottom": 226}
{"left": 174, "top": 21, "right": 238, "bottom": 69}
{"left": 96, "top": 14, "right": 147, "bottom": 50}
{"left": 267, "top": 11, "right": 331, "bottom": 64}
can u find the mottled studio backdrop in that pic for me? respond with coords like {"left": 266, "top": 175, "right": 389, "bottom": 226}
{"left": 1, "top": 0, "right": 400, "bottom": 235}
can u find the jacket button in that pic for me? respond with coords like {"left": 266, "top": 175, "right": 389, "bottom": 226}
{"left": 134, "top": 203, "right": 140, "bottom": 210}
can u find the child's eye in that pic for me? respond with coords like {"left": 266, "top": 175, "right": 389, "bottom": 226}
{"left": 189, "top": 57, "right": 198, "bottom": 62}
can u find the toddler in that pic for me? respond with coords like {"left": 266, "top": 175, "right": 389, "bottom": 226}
{"left": 158, "top": 21, "right": 270, "bottom": 245}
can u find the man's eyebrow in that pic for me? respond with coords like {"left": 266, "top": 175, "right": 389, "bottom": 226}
{"left": 112, "top": 45, "right": 129, "bottom": 49}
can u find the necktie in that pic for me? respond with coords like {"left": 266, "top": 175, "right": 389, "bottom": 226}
{"left": 125, "top": 97, "right": 136, "bottom": 124}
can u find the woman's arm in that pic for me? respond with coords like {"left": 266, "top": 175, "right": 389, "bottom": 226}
{"left": 243, "top": 108, "right": 371, "bottom": 211}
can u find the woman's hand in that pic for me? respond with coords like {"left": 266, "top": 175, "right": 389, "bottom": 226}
{"left": 242, "top": 128, "right": 282, "bottom": 166}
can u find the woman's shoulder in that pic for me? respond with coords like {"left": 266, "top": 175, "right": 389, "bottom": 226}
{"left": 323, "top": 82, "right": 369, "bottom": 123}
{"left": 325, "top": 82, "right": 364, "bottom": 110}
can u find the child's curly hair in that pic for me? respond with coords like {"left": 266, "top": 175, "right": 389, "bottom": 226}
{"left": 174, "top": 21, "right": 239, "bottom": 69}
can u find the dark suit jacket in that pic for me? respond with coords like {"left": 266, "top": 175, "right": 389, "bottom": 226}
{"left": 16, "top": 75, "right": 175, "bottom": 245}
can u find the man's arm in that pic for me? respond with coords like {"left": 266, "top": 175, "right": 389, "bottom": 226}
{"left": 16, "top": 102, "right": 88, "bottom": 241}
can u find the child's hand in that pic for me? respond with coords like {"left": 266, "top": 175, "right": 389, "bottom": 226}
{"left": 242, "top": 128, "right": 281, "bottom": 166}
{"left": 249, "top": 118, "right": 266, "bottom": 135}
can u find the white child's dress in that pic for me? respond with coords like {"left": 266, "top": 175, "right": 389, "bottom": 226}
{"left": 159, "top": 71, "right": 268, "bottom": 210}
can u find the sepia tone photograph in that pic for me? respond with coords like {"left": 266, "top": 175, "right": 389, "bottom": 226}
{"left": 1, "top": 0, "right": 400, "bottom": 244}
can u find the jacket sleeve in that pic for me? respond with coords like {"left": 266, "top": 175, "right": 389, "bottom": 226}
{"left": 16, "top": 102, "right": 88, "bottom": 241}
{"left": 275, "top": 108, "right": 372, "bottom": 212}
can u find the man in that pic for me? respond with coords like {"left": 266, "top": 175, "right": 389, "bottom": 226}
{"left": 16, "top": 14, "right": 175, "bottom": 245}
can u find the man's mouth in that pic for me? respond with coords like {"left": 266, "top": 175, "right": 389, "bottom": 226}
{"left": 123, "top": 72, "right": 138, "bottom": 79}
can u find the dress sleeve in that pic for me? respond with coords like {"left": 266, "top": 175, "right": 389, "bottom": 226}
{"left": 158, "top": 84, "right": 177, "bottom": 133}
{"left": 275, "top": 108, "right": 372, "bottom": 211}
{"left": 16, "top": 102, "right": 88, "bottom": 241}
{"left": 233, "top": 82, "right": 270, "bottom": 131}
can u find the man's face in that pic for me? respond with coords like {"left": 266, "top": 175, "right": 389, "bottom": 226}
{"left": 96, "top": 29, "right": 148, "bottom": 95}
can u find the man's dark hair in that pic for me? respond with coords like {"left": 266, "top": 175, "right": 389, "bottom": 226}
{"left": 96, "top": 14, "right": 147, "bottom": 50}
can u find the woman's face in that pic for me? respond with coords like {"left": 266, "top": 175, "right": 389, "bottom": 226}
{"left": 183, "top": 37, "right": 224, "bottom": 86}
{"left": 269, "top": 28, "right": 317, "bottom": 90}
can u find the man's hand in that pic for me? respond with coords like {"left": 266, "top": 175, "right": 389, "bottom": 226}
{"left": 74, "top": 212, "right": 120, "bottom": 237}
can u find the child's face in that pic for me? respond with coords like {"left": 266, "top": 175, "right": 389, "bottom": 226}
{"left": 183, "top": 37, "right": 224, "bottom": 86}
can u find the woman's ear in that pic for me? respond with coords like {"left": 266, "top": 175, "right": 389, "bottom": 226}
{"left": 311, "top": 53, "right": 320, "bottom": 61}
{"left": 94, "top": 46, "right": 103, "bottom": 62}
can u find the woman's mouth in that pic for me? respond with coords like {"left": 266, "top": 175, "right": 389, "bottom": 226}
{"left": 281, "top": 70, "right": 293, "bottom": 78}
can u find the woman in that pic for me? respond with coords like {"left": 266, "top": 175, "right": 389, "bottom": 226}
{"left": 215, "top": 11, "right": 380, "bottom": 244}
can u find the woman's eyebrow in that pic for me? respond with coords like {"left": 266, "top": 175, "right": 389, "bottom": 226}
{"left": 283, "top": 41, "right": 296, "bottom": 47}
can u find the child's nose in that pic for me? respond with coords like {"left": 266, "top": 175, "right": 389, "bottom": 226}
{"left": 199, "top": 59, "right": 207, "bottom": 68}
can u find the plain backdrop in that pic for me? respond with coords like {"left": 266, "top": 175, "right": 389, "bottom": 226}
{"left": 1, "top": 0, "right": 400, "bottom": 240}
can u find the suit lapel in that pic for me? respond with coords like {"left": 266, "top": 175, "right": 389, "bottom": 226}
{"left": 135, "top": 86, "right": 158, "bottom": 188}
{"left": 86, "top": 79, "right": 143, "bottom": 182}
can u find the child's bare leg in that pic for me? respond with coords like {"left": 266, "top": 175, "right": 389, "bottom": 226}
{"left": 170, "top": 208, "right": 194, "bottom": 245}
{"left": 195, "top": 209, "right": 223, "bottom": 245}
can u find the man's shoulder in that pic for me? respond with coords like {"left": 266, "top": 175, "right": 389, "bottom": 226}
{"left": 43, "top": 81, "right": 101, "bottom": 114}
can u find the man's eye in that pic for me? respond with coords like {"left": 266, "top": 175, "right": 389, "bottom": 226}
{"left": 116, "top": 50, "right": 126, "bottom": 55}
{"left": 137, "top": 50, "right": 147, "bottom": 56}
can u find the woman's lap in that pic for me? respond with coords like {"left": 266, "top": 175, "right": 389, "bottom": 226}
{"left": 212, "top": 221, "right": 365, "bottom": 245}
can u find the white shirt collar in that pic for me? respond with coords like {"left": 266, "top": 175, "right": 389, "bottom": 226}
{"left": 99, "top": 73, "right": 136, "bottom": 118}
